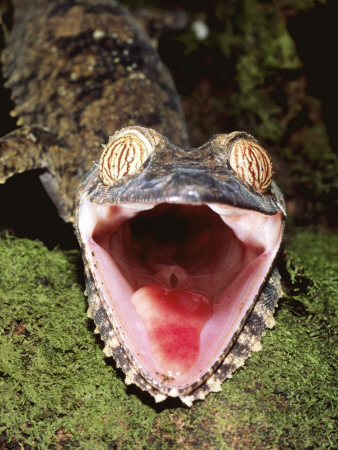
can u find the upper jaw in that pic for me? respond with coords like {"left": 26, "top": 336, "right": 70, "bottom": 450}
{"left": 77, "top": 160, "right": 286, "bottom": 218}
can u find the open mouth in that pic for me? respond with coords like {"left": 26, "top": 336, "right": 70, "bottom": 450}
{"left": 78, "top": 200, "right": 283, "bottom": 392}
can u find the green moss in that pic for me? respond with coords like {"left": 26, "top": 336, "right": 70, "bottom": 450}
{"left": 0, "top": 236, "right": 158, "bottom": 448}
{"left": 1, "top": 228, "right": 336, "bottom": 448}
{"left": 212, "top": 0, "right": 301, "bottom": 141}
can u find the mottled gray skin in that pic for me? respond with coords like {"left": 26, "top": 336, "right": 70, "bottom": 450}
{"left": 0, "top": 0, "right": 285, "bottom": 405}
{"left": 0, "top": 0, "right": 188, "bottom": 222}
{"left": 79, "top": 128, "right": 284, "bottom": 213}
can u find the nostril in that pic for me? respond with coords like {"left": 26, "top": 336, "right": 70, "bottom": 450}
{"left": 154, "top": 265, "right": 192, "bottom": 289}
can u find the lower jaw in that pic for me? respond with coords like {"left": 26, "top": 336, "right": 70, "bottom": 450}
{"left": 78, "top": 201, "right": 283, "bottom": 391}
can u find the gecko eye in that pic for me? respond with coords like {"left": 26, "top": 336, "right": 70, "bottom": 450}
{"left": 229, "top": 139, "right": 273, "bottom": 193}
{"left": 99, "top": 130, "right": 154, "bottom": 185}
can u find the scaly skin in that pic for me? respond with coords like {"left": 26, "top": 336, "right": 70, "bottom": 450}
{"left": 0, "top": 0, "right": 188, "bottom": 222}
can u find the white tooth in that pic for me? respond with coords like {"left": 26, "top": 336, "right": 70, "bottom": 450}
{"left": 208, "top": 203, "right": 245, "bottom": 216}
{"left": 79, "top": 200, "right": 99, "bottom": 238}
{"left": 97, "top": 205, "right": 112, "bottom": 220}
{"left": 123, "top": 202, "right": 156, "bottom": 212}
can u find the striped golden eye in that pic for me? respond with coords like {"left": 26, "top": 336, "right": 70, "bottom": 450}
{"left": 99, "top": 130, "right": 153, "bottom": 185}
{"left": 229, "top": 139, "right": 273, "bottom": 193}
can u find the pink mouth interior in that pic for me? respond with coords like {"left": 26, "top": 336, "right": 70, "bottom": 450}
{"left": 132, "top": 286, "right": 213, "bottom": 375}
{"left": 79, "top": 202, "right": 283, "bottom": 388}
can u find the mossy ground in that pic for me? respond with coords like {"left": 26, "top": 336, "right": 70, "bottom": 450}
{"left": 0, "top": 229, "right": 336, "bottom": 448}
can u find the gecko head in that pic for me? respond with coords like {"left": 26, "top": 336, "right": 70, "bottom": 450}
{"left": 75, "top": 126, "right": 285, "bottom": 404}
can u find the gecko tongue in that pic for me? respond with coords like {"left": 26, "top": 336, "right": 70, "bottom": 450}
{"left": 131, "top": 286, "right": 213, "bottom": 376}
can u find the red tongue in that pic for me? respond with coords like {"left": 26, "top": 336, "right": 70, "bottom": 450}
{"left": 131, "top": 286, "right": 213, "bottom": 376}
